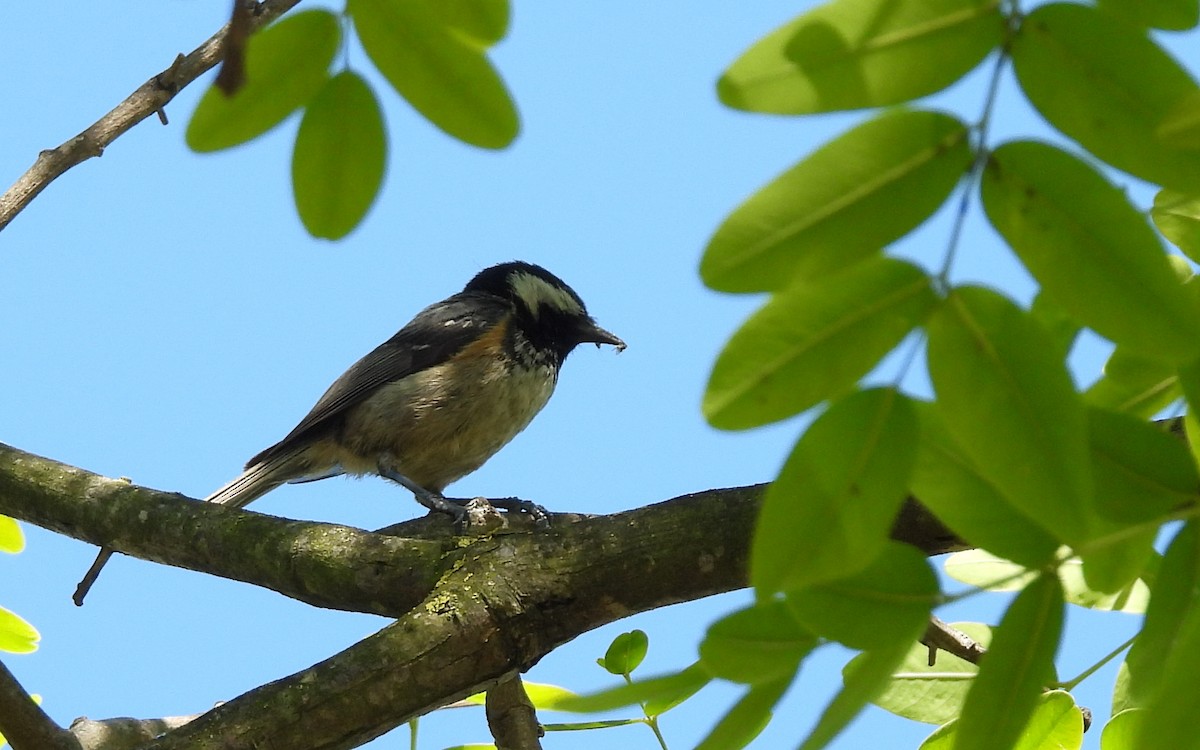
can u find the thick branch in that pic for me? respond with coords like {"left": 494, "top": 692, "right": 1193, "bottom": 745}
{"left": 486, "top": 675, "right": 543, "bottom": 750}
{"left": 0, "top": 0, "right": 301, "bottom": 232}
{"left": 0, "top": 658, "right": 80, "bottom": 750}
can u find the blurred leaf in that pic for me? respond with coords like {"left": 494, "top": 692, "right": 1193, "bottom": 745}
{"left": 857, "top": 622, "right": 991, "bottom": 725}
{"left": 798, "top": 640, "right": 913, "bottom": 750}
{"left": 911, "top": 402, "right": 1060, "bottom": 567}
{"left": 555, "top": 663, "right": 710, "bottom": 713}
{"left": 785, "top": 542, "right": 938, "bottom": 650}
{"left": 349, "top": 0, "right": 518, "bottom": 149}
{"left": 1153, "top": 189, "right": 1200, "bottom": 263}
{"left": 919, "top": 690, "right": 1083, "bottom": 750}
{"left": 704, "top": 258, "right": 935, "bottom": 430}
{"left": 0, "top": 516, "right": 23, "bottom": 554}
{"left": 926, "top": 287, "right": 1095, "bottom": 544}
{"left": 695, "top": 676, "right": 791, "bottom": 750}
{"left": 1101, "top": 708, "right": 1144, "bottom": 750}
{"left": 982, "top": 140, "right": 1200, "bottom": 363}
{"left": 718, "top": 0, "right": 1004, "bottom": 114}
{"left": 292, "top": 71, "right": 387, "bottom": 240}
{"left": 699, "top": 601, "right": 816, "bottom": 685}
{"left": 431, "top": 0, "right": 509, "bottom": 43}
{"left": 1096, "top": 0, "right": 1199, "bottom": 30}
{"left": 954, "top": 573, "right": 1065, "bottom": 750}
{"left": 1030, "top": 291, "right": 1081, "bottom": 362}
{"left": 753, "top": 388, "right": 919, "bottom": 593}
{"left": 1158, "top": 90, "right": 1200, "bottom": 149}
{"left": 0, "top": 606, "right": 39, "bottom": 654}
{"left": 1136, "top": 605, "right": 1200, "bottom": 749}
{"left": 945, "top": 549, "right": 1151, "bottom": 613}
{"left": 1088, "top": 406, "right": 1194, "bottom": 522}
{"left": 187, "top": 10, "right": 339, "bottom": 152}
{"left": 459, "top": 681, "right": 579, "bottom": 710}
{"left": 1111, "top": 661, "right": 1135, "bottom": 714}
{"left": 598, "top": 630, "right": 649, "bottom": 676}
{"left": 1085, "top": 347, "right": 1181, "bottom": 418}
{"left": 1012, "top": 3, "right": 1200, "bottom": 193}
{"left": 701, "top": 109, "right": 971, "bottom": 292}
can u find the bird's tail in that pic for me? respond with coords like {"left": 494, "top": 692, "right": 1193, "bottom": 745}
{"left": 73, "top": 449, "right": 309, "bottom": 606}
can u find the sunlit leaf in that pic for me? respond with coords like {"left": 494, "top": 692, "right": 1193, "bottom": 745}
{"left": 597, "top": 630, "right": 648, "bottom": 677}
{"left": 1158, "top": 90, "right": 1200, "bottom": 149}
{"left": 431, "top": 0, "right": 509, "bottom": 43}
{"left": 982, "top": 140, "right": 1200, "bottom": 363}
{"left": 753, "top": 388, "right": 918, "bottom": 593}
{"left": 1153, "top": 189, "right": 1200, "bottom": 263}
{"left": 945, "top": 549, "right": 1151, "bottom": 613}
{"left": 699, "top": 601, "right": 816, "bottom": 685}
{"left": 785, "top": 542, "right": 938, "bottom": 650}
{"left": 704, "top": 258, "right": 935, "bottom": 430}
{"left": 0, "top": 516, "right": 23, "bottom": 554}
{"left": 954, "top": 573, "right": 1064, "bottom": 750}
{"left": 695, "top": 676, "right": 791, "bottom": 750}
{"left": 701, "top": 109, "right": 971, "bottom": 292}
{"left": 292, "top": 71, "right": 387, "bottom": 240}
{"left": 799, "top": 641, "right": 913, "bottom": 750}
{"left": 1096, "top": 0, "right": 1199, "bottom": 30}
{"left": 349, "top": 0, "right": 518, "bottom": 148}
{"left": 1101, "top": 708, "right": 1144, "bottom": 750}
{"left": 856, "top": 622, "right": 991, "bottom": 725}
{"left": 0, "top": 606, "right": 39, "bottom": 654}
{"left": 187, "top": 10, "right": 339, "bottom": 152}
{"left": 911, "top": 402, "right": 1060, "bottom": 567}
{"left": 1012, "top": 3, "right": 1200, "bottom": 193}
{"left": 919, "top": 690, "right": 1083, "bottom": 750}
{"left": 718, "top": 0, "right": 1004, "bottom": 114}
{"left": 555, "top": 663, "right": 711, "bottom": 713}
{"left": 926, "top": 287, "right": 1095, "bottom": 544}
{"left": 1085, "top": 347, "right": 1181, "bottom": 418}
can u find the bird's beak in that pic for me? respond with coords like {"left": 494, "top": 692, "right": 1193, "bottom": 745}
{"left": 578, "top": 319, "right": 627, "bottom": 352}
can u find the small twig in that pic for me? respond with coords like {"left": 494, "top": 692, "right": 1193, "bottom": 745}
{"left": 0, "top": 658, "right": 80, "bottom": 750}
{"left": 485, "top": 674, "right": 543, "bottom": 750}
{"left": 920, "top": 616, "right": 986, "bottom": 667}
{"left": 0, "top": 0, "right": 302, "bottom": 233}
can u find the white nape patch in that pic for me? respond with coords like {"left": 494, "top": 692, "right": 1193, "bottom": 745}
{"left": 509, "top": 271, "right": 583, "bottom": 318}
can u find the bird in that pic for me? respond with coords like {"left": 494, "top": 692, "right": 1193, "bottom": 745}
{"left": 73, "top": 261, "right": 625, "bottom": 604}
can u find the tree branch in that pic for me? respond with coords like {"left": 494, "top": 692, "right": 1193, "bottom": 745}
{"left": 0, "top": 0, "right": 302, "bottom": 233}
{"left": 486, "top": 675, "right": 544, "bottom": 750}
{"left": 0, "top": 658, "right": 80, "bottom": 750}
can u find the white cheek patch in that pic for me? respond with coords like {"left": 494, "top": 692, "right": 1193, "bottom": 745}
{"left": 510, "top": 272, "right": 583, "bottom": 318}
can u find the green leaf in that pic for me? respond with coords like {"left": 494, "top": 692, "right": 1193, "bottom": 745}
{"left": 1135, "top": 590, "right": 1200, "bottom": 750}
{"left": 1153, "top": 189, "right": 1200, "bottom": 263}
{"left": 0, "top": 516, "right": 23, "bottom": 554}
{"left": 1030, "top": 291, "right": 1081, "bottom": 362}
{"left": 785, "top": 542, "right": 938, "bottom": 650}
{"left": 753, "top": 388, "right": 919, "bottom": 593}
{"left": 911, "top": 402, "right": 1060, "bottom": 567}
{"left": 187, "top": 10, "right": 339, "bottom": 152}
{"left": 1125, "top": 522, "right": 1200, "bottom": 712}
{"left": 919, "top": 690, "right": 1083, "bottom": 750}
{"left": 945, "top": 549, "right": 1151, "bottom": 613}
{"left": 1012, "top": 3, "right": 1200, "bottom": 193}
{"left": 599, "top": 630, "right": 648, "bottom": 677}
{"left": 701, "top": 109, "right": 971, "bottom": 292}
{"left": 1085, "top": 347, "right": 1181, "bottom": 418}
{"left": 695, "top": 676, "right": 791, "bottom": 750}
{"left": 857, "top": 622, "right": 991, "bottom": 725}
{"left": 0, "top": 606, "right": 39, "bottom": 654}
{"left": 926, "top": 287, "right": 1095, "bottom": 544}
{"left": 1088, "top": 406, "right": 1193, "bottom": 522}
{"left": 459, "top": 682, "right": 579, "bottom": 710}
{"left": 1101, "top": 708, "right": 1145, "bottom": 750}
{"left": 717, "top": 0, "right": 1004, "bottom": 114}
{"left": 982, "top": 140, "right": 1200, "bottom": 363}
{"left": 430, "top": 0, "right": 509, "bottom": 43}
{"left": 1158, "top": 90, "right": 1200, "bottom": 149}
{"left": 704, "top": 258, "right": 935, "bottom": 430}
{"left": 348, "top": 0, "right": 518, "bottom": 149}
{"left": 291, "top": 71, "right": 387, "bottom": 240}
{"left": 699, "top": 601, "right": 817, "bottom": 685}
{"left": 555, "top": 663, "right": 710, "bottom": 713}
{"left": 954, "top": 573, "right": 1065, "bottom": 750}
{"left": 1096, "top": 0, "right": 1199, "bottom": 30}
{"left": 799, "top": 641, "right": 913, "bottom": 750}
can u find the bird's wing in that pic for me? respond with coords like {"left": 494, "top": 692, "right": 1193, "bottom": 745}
{"left": 246, "top": 292, "right": 509, "bottom": 467}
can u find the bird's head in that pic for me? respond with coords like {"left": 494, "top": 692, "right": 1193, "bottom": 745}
{"left": 465, "top": 261, "right": 625, "bottom": 363}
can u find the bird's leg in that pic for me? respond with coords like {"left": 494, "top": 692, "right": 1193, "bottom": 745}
{"left": 486, "top": 497, "right": 550, "bottom": 529}
{"left": 376, "top": 460, "right": 467, "bottom": 526}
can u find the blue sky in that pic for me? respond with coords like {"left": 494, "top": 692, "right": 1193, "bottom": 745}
{"left": 2, "top": 2, "right": 1196, "bottom": 749}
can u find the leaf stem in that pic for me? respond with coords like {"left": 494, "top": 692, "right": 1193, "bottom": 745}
{"left": 1058, "top": 633, "right": 1137, "bottom": 691}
